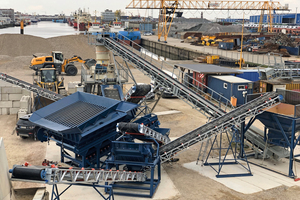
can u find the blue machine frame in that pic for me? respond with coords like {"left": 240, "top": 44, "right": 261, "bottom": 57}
{"left": 256, "top": 110, "right": 300, "bottom": 177}
{"left": 30, "top": 92, "right": 139, "bottom": 168}
{"left": 105, "top": 139, "right": 161, "bottom": 198}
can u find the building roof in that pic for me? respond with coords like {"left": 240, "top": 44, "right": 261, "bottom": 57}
{"left": 211, "top": 75, "right": 252, "bottom": 83}
{"left": 174, "top": 63, "right": 242, "bottom": 74}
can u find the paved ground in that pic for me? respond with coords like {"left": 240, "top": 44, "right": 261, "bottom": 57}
{"left": 142, "top": 35, "right": 300, "bottom": 66}
{"left": 1, "top": 34, "right": 300, "bottom": 200}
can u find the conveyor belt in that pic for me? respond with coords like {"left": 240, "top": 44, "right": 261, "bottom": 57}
{"left": 10, "top": 165, "right": 146, "bottom": 184}
{"left": 159, "top": 92, "right": 281, "bottom": 163}
{"left": 98, "top": 36, "right": 282, "bottom": 163}
{"left": 124, "top": 84, "right": 152, "bottom": 104}
{"left": 99, "top": 37, "right": 231, "bottom": 118}
{"left": 117, "top": 122, "right": 170, "bottom": 144}
{"left": 0, "top": 73, "right": 63, "bottom": 101}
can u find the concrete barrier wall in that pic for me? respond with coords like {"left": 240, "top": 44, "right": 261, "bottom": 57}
{"left": 0, "top": 80, "right": 31, "bottom": 115}
{"left": 142, "top": 39, "right": 204, "bottom": 60}
{"left": 0, "top": 138, "right": 11, "bottom": 200}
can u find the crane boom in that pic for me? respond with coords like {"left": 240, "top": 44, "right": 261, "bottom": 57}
{"left": 126, "top": 0, "right": 289, "bottom": 42}
{"left": 126, "top": 1, "right": 289, "bottom": 10}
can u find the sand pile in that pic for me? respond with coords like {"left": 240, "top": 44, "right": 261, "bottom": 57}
{"left": 0, "top": 34, "right": 96, "bottom": 72}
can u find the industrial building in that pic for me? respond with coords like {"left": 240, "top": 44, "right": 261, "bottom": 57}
{"left": 0, "top": 8, "right": 14, "bottom": 21}
{"left": 101, "top": 9, "right": 115, "bottom": 22}
{"left": 250, "top": 13, "right": 300, "bottom": 24}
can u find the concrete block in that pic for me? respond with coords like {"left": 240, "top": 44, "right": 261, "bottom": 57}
{"left": 22, "top": 89, "right": 31, "bottom": 96}
{"left": 68, "top": 88, "right": 76, "bottom": 94}
{"left": 1, "top": 94, "right": 8, "bottom": 101}
{"left": 8, "top": 94, "right": 23, "bottom": 101}
{"left": 0, "top": 101, "right": 12, "bottom": 108}
{"left": 0, "top": 80, "right": 13, "bottom": 87}
{"left": 10, "top": 108, "right": 19, "bottom": 115}
{"left": 12, "top": 101, "right": 20, "bottom": 108}
{"left": 20, "top": 96, "right": 31, "bottom": 112}
{"left": 18, "top": 109, "right": 28, "bottom": 119}
{"left": 1, "top": 87, "right": 22, "bottom": 94}
{"left": 1, "top": 108, "right": 9, "bottom": 115}
{"left": 76, "top": 85, "right": 84, "bottom": 92}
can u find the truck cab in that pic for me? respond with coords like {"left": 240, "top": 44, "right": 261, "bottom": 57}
{"left": 52, "top": 51, "right": 64, "bottom": 64}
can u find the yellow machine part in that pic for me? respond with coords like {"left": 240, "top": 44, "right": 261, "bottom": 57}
{"left": 286, "top": 83, "right": 300, "bottom": 90}
{"left": 31, "top": 56, "right": 53, "bottom": 66}
{"left": 206, "top": 55, "right": 219, "bottom": 64}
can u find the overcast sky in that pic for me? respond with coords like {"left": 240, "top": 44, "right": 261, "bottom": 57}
{"left": 1, "top": 0, "right": 299, "bottom": 20}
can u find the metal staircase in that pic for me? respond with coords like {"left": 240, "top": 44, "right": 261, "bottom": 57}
{"left": 97, "top": 35, "right": 233, "bottom": 119}
{"left": 0, "top": 73, "right": 63, "bottom": 101}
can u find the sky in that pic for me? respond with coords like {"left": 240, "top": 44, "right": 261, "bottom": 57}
{"left": 1, "top": 0, "right": 299, "bottom": 20}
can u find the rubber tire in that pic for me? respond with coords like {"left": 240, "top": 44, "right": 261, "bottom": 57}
{"left": 21, "top": 136, "right": 28, "bottom": 139}
{"left": 66, "top": 65, "right": 77, "bottom": 76}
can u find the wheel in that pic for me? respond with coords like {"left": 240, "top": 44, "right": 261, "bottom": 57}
{"left": 20, "top": 136, "right": 28, "bottom": 139}
{"left": 66, "top": 65, "right": 78, "bottom": 76}
{"left": 35, "top": 71, "right": 38, "bottom": 75}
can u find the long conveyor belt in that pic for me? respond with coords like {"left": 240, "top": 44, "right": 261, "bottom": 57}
{"left": 99, "top": 37, "right": 230, "bottom": 118}
{"left": 159, "top": 92, "right": 281, "bottom": 162}
{"left": 0, "top": 73, "right": 63, "bottom": 101}
{"left": 98, "top": 36, "right": 282, "bottom": 163}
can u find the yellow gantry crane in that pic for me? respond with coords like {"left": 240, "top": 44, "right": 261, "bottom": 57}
{"left": 126, "top": 0, "right": 289, "bottom": 42}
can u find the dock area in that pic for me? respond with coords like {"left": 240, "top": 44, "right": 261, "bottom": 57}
{"left": 142, "top": 35, "right": 298, "bottom": 65}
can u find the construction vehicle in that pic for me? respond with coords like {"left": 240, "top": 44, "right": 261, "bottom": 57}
{"left": 33, "top": 68, "right": 67, "bottom": 95}
{"left": 30, "top": 51, "right": 94, "bottom": 76}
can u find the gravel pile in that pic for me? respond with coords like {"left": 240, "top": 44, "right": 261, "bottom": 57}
{"left": 170, "top": 22, "right": 249, "bottom": 36}
{"left": 0, "top": 34, "right": 96, "bottom": 72}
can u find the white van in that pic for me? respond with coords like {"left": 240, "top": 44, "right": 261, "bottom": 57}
{"left": 151, "top": 70, "right": 178, "bottom": 98}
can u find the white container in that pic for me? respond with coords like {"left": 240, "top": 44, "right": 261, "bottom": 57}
{"left": 76, "top": 85, "right": 84, "bottom": 92}
{"left": 18, "top": 108, "right": 28, "bottom": 119}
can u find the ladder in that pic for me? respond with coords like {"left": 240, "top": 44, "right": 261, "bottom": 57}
{"left": 98, "top": 36, "right": 233, "bottom": 119}
{"left": 0, "top": 73, "right": 63, "bottom": 101}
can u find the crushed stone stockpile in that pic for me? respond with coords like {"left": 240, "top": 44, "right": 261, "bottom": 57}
{"left": 174, "top": 23, "right": 249, "bottom": 35}
{"left": 0, "top": 34, "right": 96, "bottom": 71}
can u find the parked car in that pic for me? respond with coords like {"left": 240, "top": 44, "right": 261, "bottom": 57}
{"left": 15, "top": 114, "right": 38, "bottom": 140}
{"left": 143, "top": 32, "right": 153, "bottom": 36}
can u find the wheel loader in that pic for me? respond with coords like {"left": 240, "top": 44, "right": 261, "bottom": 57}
{"left": 33, "top": 68, "right": 67, "bottom": 95}
{"left": 30, "top": 51, "right": 95, "bottom": 76}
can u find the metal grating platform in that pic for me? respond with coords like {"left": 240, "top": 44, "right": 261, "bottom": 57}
{"left": 104, "top": 89, "right": 121, "bottom": 100}
{"left": 44, "top": 101, "right": 106, "bottom": 128}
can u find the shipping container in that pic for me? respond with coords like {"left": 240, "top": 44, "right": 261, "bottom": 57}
{"left": 207, "top": 75, "right": 253, "bottom": 106}
{"left": 193, "top": 72, "right": 207, "bottom": 89}
{"left": 279, "top": 46, "right": 300, "bottom": 56}
{"left": 234, "top": 70, "right": 260, "bottom": 82}
{"left": 139, "top": 23, "right": 153, "bottom": 32}
{"left": 218, "top": 42, "right": 234, "bottom": 50}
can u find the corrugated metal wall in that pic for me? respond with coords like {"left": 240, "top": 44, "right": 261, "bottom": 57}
{"left": 286, "top": 83, "right": 300, "bottom": 90}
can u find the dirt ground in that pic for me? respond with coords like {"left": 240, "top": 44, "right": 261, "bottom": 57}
{"left": 1, "top": 34, "right": 300, "bottom": 200}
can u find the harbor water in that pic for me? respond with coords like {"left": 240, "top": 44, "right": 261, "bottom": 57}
{"left": 0, "top": 21, "right": 78, "bottom": 38}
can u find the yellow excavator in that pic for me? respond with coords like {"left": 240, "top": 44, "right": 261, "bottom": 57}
{"left": 33, "top": 68, "right": 67, "bottom": 95}
{"left": 30, "top": 51, "right": 95, "bottom": 76}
